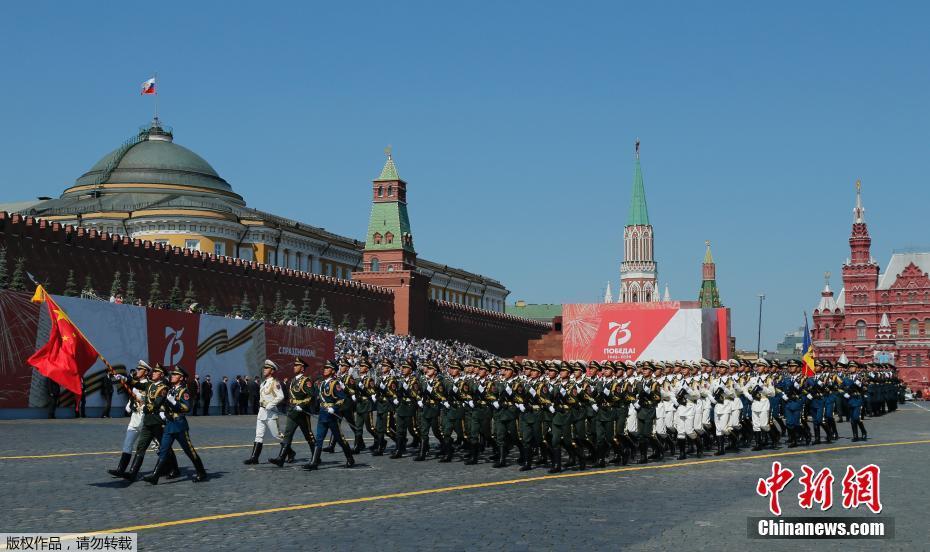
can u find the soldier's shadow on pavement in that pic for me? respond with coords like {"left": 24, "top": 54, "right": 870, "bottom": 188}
{"left": 88, "top": 471, "right": 227, "bottom": 488}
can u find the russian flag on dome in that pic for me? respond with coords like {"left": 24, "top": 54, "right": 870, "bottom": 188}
{"left": 140, "top": 77, "right": 156, "bottom": 95}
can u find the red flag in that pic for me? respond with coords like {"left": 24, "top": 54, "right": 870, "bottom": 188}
{"left": 27, "top": 286, "right": 99, "bottom": 398}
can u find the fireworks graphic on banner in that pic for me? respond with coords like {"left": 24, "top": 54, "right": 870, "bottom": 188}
{"left": 562, "top": 303, "right": 602, "bottom": 359}
{"left": 0, "top": 291, "right": 41, "bottom": 407}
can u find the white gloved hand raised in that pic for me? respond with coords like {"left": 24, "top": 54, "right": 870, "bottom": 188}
{"left": 393, "top": 398, "right": 400, "bottom": 405}
{"left": 592, "top": 404, "right": 599, "bottom": 412}
{"left": 548, "top": 405, "right": 555, "bottom": 413}
{"left": 806, "top": 394, "right": 813, "bottom": 401}
{"left": 478, "top": 385, "right": 485, "bottom": 393}
{"left": 159, "top": 412, "right": 166, "bottom": 421}
{"left": 326, "top": 407, "right": 335, "bottom": 414}
{"left": 505, "top": 385, "right": 513, "bottom": 395}
{"left": 517, "top": 403, "right": 526, "bottom": 412}
{"left": 426, "top": 385, "right": 433, "bottom": 393}
{"left": 417, "top": 400, "right": 424, "bottom": 408}
{"left": 560, "top": 388, "right": 567, "bottom": 397}
{"left": 844, "top": 393, "right": 851, "bottom": 399}
{"left": 468, "top": 400, "right": 475, "bottom": 408}
{"left": 294, "top": 405, "right": 303, "bottom": 412}
{"left": 528, "top": 387, "right": 536, "bottom": 397}
{"left": 125, "top": 402, "right": 132, "bottom": 414}
{"left": 402, "top": 382, "right": 409, "bottom": 391}
{"left": 443, "top": 401, "right": 451, "bottom": 409}
{"left": 633, "top": 401, "right": 641, "bottom": 410}
{"left": 166, "top": 394, "right": 177, "bottom": 405}
{"left": 492, "top": 400, "right": 500, "bottom": 409}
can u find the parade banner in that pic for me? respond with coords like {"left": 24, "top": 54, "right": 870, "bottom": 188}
{"left": 0, "top": 290, "right": 335, "bottom": 412}
{"left": 562, "top": 302, "right": 729, "bottom": 362}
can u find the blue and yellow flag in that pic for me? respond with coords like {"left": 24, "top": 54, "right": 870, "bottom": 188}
{"left": 801, "top": 312, "right": 815, "bottom": 377}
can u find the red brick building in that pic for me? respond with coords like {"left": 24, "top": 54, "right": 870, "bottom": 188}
{"left": 812, "top": 181, "right": 930, "bottom": 391}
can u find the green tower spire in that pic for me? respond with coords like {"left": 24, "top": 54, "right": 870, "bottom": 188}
{"left": 365, "top": 148, "right": 416, "bottom": 260}
{"left": 698, "top": 240, "right": 721, "bottom": 308}
{"left": 626, "top": 139, "right": 650, "bottom": 226}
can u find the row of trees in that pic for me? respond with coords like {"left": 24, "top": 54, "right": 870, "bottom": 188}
{"left": 0, "top": 247, "right": 393, "bottom": 332}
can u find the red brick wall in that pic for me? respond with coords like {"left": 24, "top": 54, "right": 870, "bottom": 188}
{"left": 425, "top": 299, "right": 551, "bottom": 358}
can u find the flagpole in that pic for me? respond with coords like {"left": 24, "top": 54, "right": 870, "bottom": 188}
{"left": 154, "top": 71, "right": 158, "bottom": 121}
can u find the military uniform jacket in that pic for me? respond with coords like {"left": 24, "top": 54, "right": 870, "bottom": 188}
{"left": 286, "top": 375, "right": 315, "bottom": 419}
{"left": 637, "top": 379, "right": 661, "bottom": 421}
{"left": 522, "top": 377, "right": 552, "bottom": 420}
{"left": 375, "top": 374, "right": 398, "bottom": 414}
{"left": 550, "top": 379, "right": 577, "bottom": 424}
{"left": 468, "top": 376, "right": 493, "bottom": 419}
{"left": 419, "top": 374, "right": 447, "bottom": 418}
{"left": 395, "top": 374, "right": 420, "bottom": 417}
{"left": 317, "top": 376, "right": 347, "bottom": 424}
{"left": 132, "top": 378, "right": 169, "bottom": 427}
{"left": 491, "top": 378, "right": 519, "bottom": 421}
{"left": 354, "top": 373, "right": 376, "bottom": 414}
{"left": 340, "top": 372, "right": 358, "bottom": 414}
{"left": 442, "top": 375, "right": 467, "bottom": 418}
{"left": 162, "top": 384, "right": 192, "bottom": 434}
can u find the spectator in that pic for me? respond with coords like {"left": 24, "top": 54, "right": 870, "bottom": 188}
{"left": 232, "top": 376, "right": 242, "bottom": 415}
{"left": 201, "top": 375, "right": 213, "bottom": 415}
{"left": 218, "top": 376, "right": 230, "bottom": 415}
{"left": 190, "top": 375, "right": 201, "bottom": 416}
{"left": 100, "top": 371, "right": 114, "bottom": 418}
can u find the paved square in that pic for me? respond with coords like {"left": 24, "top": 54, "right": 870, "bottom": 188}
{"left": 2, "top": 404, "right": 928, "bottom": 551}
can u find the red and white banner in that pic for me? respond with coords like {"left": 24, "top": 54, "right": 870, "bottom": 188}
{"left": 562, "top": 302, "right": 730, "bottom": 362}
{"left": 0, "top": 290, "right": 334, "bottom": 410}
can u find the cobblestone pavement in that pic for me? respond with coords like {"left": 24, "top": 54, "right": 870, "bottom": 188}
{"left": 1, "top": 405, "right": 928, "bottom": 551}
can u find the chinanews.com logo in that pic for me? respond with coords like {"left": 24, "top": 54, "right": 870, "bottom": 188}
{"left": 604, "top": 321, "right": 635, "bottom": 355}
{"left": 749, "top": 461, "right": 893, "bottom": 539}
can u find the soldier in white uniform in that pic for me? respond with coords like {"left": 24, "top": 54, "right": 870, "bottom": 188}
{"left": 711, "top": 360, "right": 732, "bottom": 455}
{"left": 746, "top": 368, "right": 773, "bottom": 451}
{"left": 107, "top": 360, "right": 150, "bottom": 478}
{"left": 243, "top": 360, "right": 286, "bottom": 464}
{"left": 673, "top": 366, "right": 702, "bottom": 459}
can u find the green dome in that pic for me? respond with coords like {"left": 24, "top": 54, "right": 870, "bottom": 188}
{"left": 71, "top": 123, "right": 237, "bottom": 197}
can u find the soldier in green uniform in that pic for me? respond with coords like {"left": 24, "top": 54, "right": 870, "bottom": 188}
{"left": 518, "top": 361, "right": 551, "bottom": 471}
{"left": 464, "top": 360, "right": 494, "bottom": 465}
{"left": 635, "top": 364, "right": 662, "bottom": 464}
{"left": 118, "top": 364, "right": 180, "bottom": 482}
{"left": 439, "top": 360, "right": 467, "bottom": 463}
{"left": 390, "top": 360, "right": 420, "bottom": 459}
{"left": 415, "top": 360, "right": 446, "bottom": 461}
{"left": 593, "top": 362, "right": 617, "bottom": 468}
{"left": 538, "top": 361, "right": 557, "bottom": 467}
{"left": 269, "top": 357, "right": 317, "bottom": 466}
{"left": 352, "top": 359, "right": 377, "bottom": 453}
{"left": 566, "top": 362, "right": 594, "bottom": 468}
{"left": 491, "top": 361, "right": 520, "bottom": 468}
{"left": 372, "top": 359, "right": 397, "bottom": 457}
{"left": 549, "top": 361, "right": 581, "bottom": 472}
{"left": 323, "top": 359, "right": 357, "bottom": 453}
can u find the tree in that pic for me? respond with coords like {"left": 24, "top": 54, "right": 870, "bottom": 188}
{"left": 63, "top": 270, "right": 78, "bottom": 297}
{"left": 297, "top": 290, "right": 314, "bottom": 326}
{"left": 168, "top": 276, "right": 183, "bottom": 310}
{"left": 339, "top": 312, "right": 351, "bottom": 330}
{"left": 9, "top": 257, "right": 27, "bottom": 291}
{"left": 283, "top": 299, "right": 298, "bottom": 321}
{"left": 109, "top": 270, "right": 122, "bottom": 299}
{"left": 206, "top": 296, "right": 219, "bottom": 315}
{"left": 253, "top": 294, "right": 267, "bottom": 321}
{"left": 355, "top": 313, "right": 367, "bottom": 331}
{"left": 125, "top": 271, "right": 137, "bottom": 304}
{"left": 82, "top": 275, "right": 96, "bottom": 297}
{"left": 272, "top": 290, "right": 284, "bottom": 322}
{"left": 0, "top": 246, "right": 8, "bottom": 289}
{"left": 314, "top": 298, "right": 333, "bottom": 328}
{"left": 239, "top": 291, "right": 252, "bottom": 319}
{"left": 148, "top": 274, "right": 161, "bottom": 306}
{"left": 384, "top": 320, "right": 394, "bottom": 335}
{"left": 183, "top": 281, "right": 197, "bottom": 309}
{"left": 373, "top": 318, "right": 383, "bottom": 334}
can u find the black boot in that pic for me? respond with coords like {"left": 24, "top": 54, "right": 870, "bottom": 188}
{"left": 649, "top": 437, "right": 662, "bottom": 460}
{"left": 596, "top": 444, "right": 607, "bottom": 468}
{"left": 464, "top": 441, "right": 480, "bottom": 465}
{"left": 813, "top": 424, "right": 822, "bottom": 445}
{"left": 564, "top": 447, "right": 577, "bottom": 469}
{"left": 637, "top": 440, "right": 649, "bottom": 464}
{"left": 322, "top": 437, "right": 336, "bottom": 454}
{"left": 787, "top": 427, "right": 799, "bottom": 448}
{"left": 768, "top": 427, "right": 781, "bottom": 449}
{"left": 372, "top": 437, "right": 385, "bottom": 457}
{"left": 578, "top": 444, "right": 587, "bottom": 471}
{"left": 714, "top": 435, "right": 725, "bottom": 456}
{"left": 192, "top": 457, "right": 208, "bottom": 482}
{"left": 108, "top": 452, "right": 132, "bottom": 478}
{"left": 439, "top": 440, "right": 454, "bottom": 463}
{"left": 548, "top": 447, "right": 562, "bottom": 473}
{"left": 165, "top": 453, "right": 181, "bottom": 479}
{"left": 339, "top": 438, "right": 355, "bottom": 468}
{"left": 728, "top": 433, "right": 741, "bottom": 453}
{"left": 268, "top": 444, "right": 288, "bottom": 467}
{"left": 677, "top": 440, "right": 687, "bottom": 460}
{"left": 141, "top": 458, "right": 167, "bottom": 485}
{"left": 390, "top": 438, "right": 405, "bottom": 459}
{"left": 850, "top": 422, "right": 860, "bottom": 442}
{"left": 752, "top": 431, "right": 763, "bottom": 451}
{"left": 493, "top": 443, "right": 508, "bottom": 468}
{"left": 694, "top": 436, "right": 704, "bottom": 458}
{"left": 519, "top": 450, "right": 533, "bottom": 471}
{"left": 285, "top": 446, "right": 297, "bottom": 463}
{"left": 352, "top": 436, "right": 364, "bottom": 455}
{"left": 413, "top": 440, "right": 427, "bottom": 461}
{"left": 857, "top": 421, "right": 867, "bottom": 441}
{"left": 243, "top": 442, "right": 263, "bottom": 465}
{"left": 304, "top": 447, "right": 323, "bottom": 470}
{"left": 121, "top": 454, "right": 145, "bottom": 482}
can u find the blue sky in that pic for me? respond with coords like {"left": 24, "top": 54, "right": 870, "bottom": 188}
{"left": 1, "top": 2, "right": 928, "bottom": 351}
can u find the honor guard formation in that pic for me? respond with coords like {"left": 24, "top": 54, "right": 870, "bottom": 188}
{"left": 104, "top": 354, "right": 904, "bottom": 482}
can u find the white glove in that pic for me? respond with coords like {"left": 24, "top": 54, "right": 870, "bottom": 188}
{"left": 379, "top": 382, "right": 386, "bottom": 390}
{"left": 633, "top": 401, "right": 641, "bottom": 410}
{"left": 426, "top": 385, "right": 433, "bottom": 393}
{"left": 528, "top": 387, "right": 536, "bottom": 397}
{"left": 855, "top": 381, "right": 862, "bottom": 388}
{"left": 517, "top": 404, "right": 526, "bottom": 412}
{"left": 452, "top": 385, "right": 458, "bottom": 394}
{"left": 806, "top": 394, "right": 813, "bottom": 401}
{"left": 592, "top": 404, "right": 599, "bottom": 412}
{"left": 326, "top": 407, "right": 335, "bottom": 414}
{"left": 793, "top": 382, "right": 800, "bottom": 389}
{"left": 781, "top": 393, "right": 789, "bottom": 401}
{"left": 159, "top": 412, "right": 166, "bottom": 421}
{"left": 372, "top": 394, "right": 378, "bottom": 402}
{"left": 393, "top": 398, "right": 399, "bottom": 405}
{"left": 844, "top": 393, "right": 851, "bottom": 399}
{"left": 351, "top": 394, "right": 357, "bottom": 402}
{"left": 166, "top": 395, "right": 177, "bottom": 405}
{"left": 492, "top": 400, "right": 500, "bottom": 409}
{"left": 478, "top": 385, "right": 485, "bottom": 393}
{"left": 358, "top": 382, "right": 365, "bottom": 389}
{"left": 125, "top": 402, "right": 132, "bottom": 414}
{"left": 294, "top": 405, "right": 303, "bottom": 412}
{"left": 443, "top": 401, "right": 451, "bottom": 409}
{"left": 402, "top": 382, "right": 409, "bottom": 391}
{"left": 505, "top": 385, "right": 513, "bottom": 395}
{"left": 468, "top": 400, "right": 475, "bottom": 408}
{"left": 548, "top": 405, "right": 555, "bottom": 413}
{"left": 560, "top": 388, "right": 567, "bottom": 397}
{"left": 417, "top": 400, "right": 424, "bottom": 408}
{"left": 115, "top": 374, "right": 127, "bottom": 381}
{"left": 603, "top": 387, "right": 611, "bottom": 396}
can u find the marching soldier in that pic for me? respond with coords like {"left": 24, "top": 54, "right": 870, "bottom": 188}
{"left": 464, "top": 360, "right": 494, "bottom": 465}
{"left": 269, "top": 357, "right": 316, "bottom": 467}
{"left": 391, "top": 360, "right": 420, "bottom": 459}
{"left": 416, "top": 360, "right": 447, "bottom": 461}
{"left": 244, "top": 360, "right": 286, "bottom": 465}
{"left": 116, "top": 364, "right": 180, "bottom": 483}
{"left": 373, "top": 359, "right": 397, "bottom": 457}
{"left": 306, "top": 360, "right": 355, "bottom": 470}
{"left": 635, "top": 364, "right": 662, "bottom": 464}
{"left": 549, "top": 361, "right": 580, "bottom": 472}
{"left": 491, "top": 361, "right": 520, "bottom": 468}
{"left": 142, "top": 366, "right": 208, "bottom": 484}
{"left": 518, "top": 361, "right": 550, "bottom": 471}
{"left": 352, "top": 359, "right": 378, "bottom": 454}
{"left": 593, "top": 362, "right": 617, "bottom": 468}
{"left": 439, "top": 360, "right": 467, "bottom": 463}
{"left": 107, "top": 360, "right": 149, "bottom": 478}
{"left": 843, "top": 361, "right": 869, "bottom": 442}
{"left": 323, "top": 359, "right": 359, "bottom": 453}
